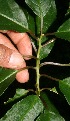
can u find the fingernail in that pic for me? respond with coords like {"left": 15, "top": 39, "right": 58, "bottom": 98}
{"left": 9, "top": 52, "right": 26, "bottom": 69}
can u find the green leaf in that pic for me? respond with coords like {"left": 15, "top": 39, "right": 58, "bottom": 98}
{"left": 59, "top": 77, "right": 70, "bottom": 105}
{"left": 5, "top": 89, "right": 29, "bottom": 104}
{"left": 40, "top": 39, "right": 55, "bottom": 60}
{"left": 0, "top": 95, "right": 44, "bottom": 121}
{"left": 25, "top": 0, "right": 51, "bottom": 18}
{"left": 50, "top": 87, "right": 58, "bottom": 94}
{"left": 25, "top": 11, "right": 35, "bottom": 33}
{"left": 36, "top": 109, "right": 65, "bottom": 121}
{"left": 0, "top": 67, "right": 17, "bottom": 96}
{"left": 66, "top": 2, "right": 70, "bottom": 15}
{"left": 55, "top": 19, "right": 70, "bottom": 40}
{"left": 65, "top": 8, "right": 70, "bottom": 16}
{"left": 36, "top": 0, "right": 56, "bottom": 34}
{"left": 41, "top": 36, "right": 48, "bottom": 44}
{"left": 36, "top": 93, "right": 64, "bottom": 121}
{"left": 0, "top": 0, "right": 28, "bottom": 32}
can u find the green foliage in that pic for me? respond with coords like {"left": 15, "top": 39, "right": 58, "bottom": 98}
{"left": 0, "top": 67, "right": 17, "bottom": 96}
{"left": 36, "top": 109, "right": 64, "bottom": 121}
{"left": 25, "top": 0, "right": 51, "bottom": 18}
{"left": 40, "top": 39, "right": 55, "bottom": 60}
{"left": 55, "top": 19, "right": 70, "bottom": 40}
{"left": 0, "top": 95, "right": 44, "bottom": 121}
{"left": 5, "top": 89, "right": 29, "bottom": 104}
{"left": 36, "top": 93, "right": 64, "bottom": 121}
{"left": 59, "top": 77, "right": 70, "bottom": 105}
{"left": 0, "top": 0, "right": 70, "bottom": 120}
{"left": 0, "top": 0, "right": 28, "bottom": 32}
{"left": 0, "top": 0, "right": 35, "bottom": 32}
{"left": 36, "top": 0, "right": 56, "bottom": 34}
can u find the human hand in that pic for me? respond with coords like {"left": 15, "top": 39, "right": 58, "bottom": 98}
{"left": 0, "top": 31, "right": 32, "bottom": 83}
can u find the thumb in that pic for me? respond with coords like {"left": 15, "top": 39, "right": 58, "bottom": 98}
{"left": 0, "top": 44, "right": 26, "bottom": 69}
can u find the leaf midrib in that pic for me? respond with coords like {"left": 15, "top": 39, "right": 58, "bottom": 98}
{"left": 0, "top": 13, "right": 28, "bottom": 30}
{"left": 0, "top": 70, "right": 17, "bottom": 83}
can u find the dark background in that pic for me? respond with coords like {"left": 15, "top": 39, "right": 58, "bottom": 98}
{"left": 0, "top": 0, "right": 70, "bottom": 120}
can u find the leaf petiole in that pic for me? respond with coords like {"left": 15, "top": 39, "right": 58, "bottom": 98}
{"left": 40, "top": 62, "right": 70, "bottom": 67}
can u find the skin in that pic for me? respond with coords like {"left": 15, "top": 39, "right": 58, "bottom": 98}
{"left": 0, "top": 30, "right": 32, "bottom": 83}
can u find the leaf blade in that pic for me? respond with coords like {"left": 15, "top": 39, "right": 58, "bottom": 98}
{"left": 59, "top": 77, "right": 70, "bottom": 105}
{"left": 36, "top": 93, "right": 65, "bottom": 121}
{"left": 0, "top": 95, "right": 44, "bottom": 121}
{"left": 0, "top": 67, "right": 17, "bottom": 96}
{"left": 5, "top": 89, "right": 29, "bottom": 104}
{"left": 55, "top": 19, "right": 70, "bottom": 40}
{"left": 36, "top": 109, "right": 65, "bottom": 121}
{"left": 0, "top": 0, "right": 28, "bottom": 32}
{"left": 36, "top": 0, "right": 56, "bottom": 34}
{"left": 40, "top": 39, "right": 55, "bottom": 60}
{"left": 25, "top": 0, "right": 51, "bottom": 18}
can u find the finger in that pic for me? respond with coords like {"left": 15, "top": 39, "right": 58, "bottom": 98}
{"left": 7, "top": 31, "right": 32, "bottom": 60}
{"left": 0, "top": 44, "right": 26, "bottom": 69}
{"left": 0, "top": 32, "right": 29, "bottom": 83}
{"left": 16, "top": 69, "right": 29, "bottom": 83}
{"left": 0, "top": 44, "right": 29, "bottom": 83}
{"left": 0, "top": 33, "right": 17, "bottom": 51}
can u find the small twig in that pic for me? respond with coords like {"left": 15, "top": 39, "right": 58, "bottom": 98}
{"left": 23, "top": 55, "right": 38, "bottom": 60}
{"left": 31, "top": 41, "right": 37, "bottom": 53}
{"left": 40, "top": 62, "right": 70, "bottom": 67}
{"left": 42, "top": 38, "right": 56, "bottom": 47}
{"left": 18, "top": 66, "right": 36, "bottom": 72}
{"left": 28, "top": 89, "right": 35, "bottom": 93}
{"left": 40, "top": 74, "right": 60, "bottom": 81}
{"left": 44, "top": 32, "right": 55, "bottom": 36}
{"left": 40, "top": 87, "right": 51, "bottom": 92}
{"left": 28, "top": 31, "right": 38, "bottom": 40}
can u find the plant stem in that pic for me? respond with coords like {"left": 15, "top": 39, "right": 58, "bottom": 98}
{"left": 36, "top": 36, "right": 42, "bottom": 96}
{"left": 40, "top": 62, "right": 70, "bottom": 67}
{"left": 44, "top": 32, "right": 55, "bottom": 36}
{"left": 23, "top": 55, "right": 37, "bottom": 60}
{"left": 28, "top": 31, "right": 38, "bottom": 40}
{"left": 36, "top": 14, "right": 43, "bottom": 96}
{"left": 40, "top": 74, "right": 60, "bottom": 81}
{"left": 18, "top": 66, "right": 36, "bottom": 72}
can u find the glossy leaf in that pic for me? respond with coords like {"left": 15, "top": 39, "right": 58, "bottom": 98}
{"left": 55, "top": 19, "right": 70, "bottom": 40}
{"left": 36, "top": 0, "right": 56, "bottom": 34}
{"left": 0, "top": 0, "right": 28, "bottom": 32}
{"left": 25, "top": 10, "right": 35, "bottom": 33}
{"left": 59, "top": 77, "right": 70, "bottom": 105}
{"left": 40, "top": 39, "right": 55, "bottom": 60}
{"left": 25, "top": 0, "right": 51, "bottom": 18}
{"left": 36, "top": 109, "right": 64, "bottom": 121}
{"left": 0, "top": 67, "right": 17, "bottom": 96}
{"left": 36, "top": 93, "right": 64, "bottom": 121}
{"left": 0, "top": 95, "right": 44, "bottom": 121}
{"left": 5, "top": 89, "right": 29, "bottom": 104}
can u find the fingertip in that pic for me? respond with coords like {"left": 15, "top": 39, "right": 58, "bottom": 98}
{"left": 16, "top": 69, "right": 29, "bottom": 83}
{"left": 9, "top": 52, "right": 26, "bottom": 69}
{"left": 0, "top": 44, "right": 26, "bottom": 69}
